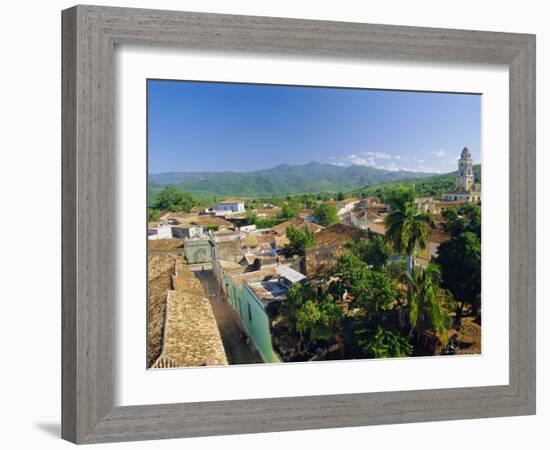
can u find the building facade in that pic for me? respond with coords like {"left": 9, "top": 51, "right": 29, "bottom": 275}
{"left": 456, "top": 146, "right": 474, "bottom": 191}
{"left": 442, "top": 147, "right": 481, "bottom": 202}
{"left": 212, "top": 200, "right": 246, "bottom": 214}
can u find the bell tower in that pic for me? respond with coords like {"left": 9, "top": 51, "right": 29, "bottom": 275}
{"left": 456, "top": 147, "right": 474, "bottom": 191}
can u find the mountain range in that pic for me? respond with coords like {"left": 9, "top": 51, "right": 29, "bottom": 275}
{"left": 148, "top": 161, "right": 436, "bottom": 199}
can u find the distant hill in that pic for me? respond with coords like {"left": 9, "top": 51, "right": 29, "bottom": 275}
{"left": 148, "top": 161, "right": 435, "bottom": 200}
{"left": 352, "top": 164, "right": 481, "bottom": 198}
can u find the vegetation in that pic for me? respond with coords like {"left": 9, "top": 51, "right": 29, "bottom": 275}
{"left": 151, "top": 186, "right": 196, "bottom": 212}
{"left": 407, "top": 264, "right": 455, "bottom": 345}
{"left": 436, "top": 203, "right": 481, "bottom": 323}
{"left": 353, "top": 164, "right": 481, "bottom": 199}
{"left": 148, "top": 161, "right": 435, "bottom": 199}
{"left": 346, "top": 235, "right": 391, "bottom": 270}
{"left": 280, "top": 201, "right": 301, "bottom": 220}
{"left": 313, "top": 203, "right": 339, "bottom": 227}
{"left": 276, "top": 185, "right": 481, "bottom": 360}
{"left": 437, "top": 232, "right": 481, "bottom": 323}
{"left": 282, "top": 284, "right": 344, "bottom": 351}
{"left": 147, "top": 208, "right": 160, "bottom": 222}
{"left": 282, "top": 226, "right": 315, "bottom": 257}
{"left": 384, "top": 187, "right": 434, "bottom": 274}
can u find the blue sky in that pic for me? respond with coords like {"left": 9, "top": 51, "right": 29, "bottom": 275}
{"left": 148, "top": 79, "right": 481, "bottom": 174}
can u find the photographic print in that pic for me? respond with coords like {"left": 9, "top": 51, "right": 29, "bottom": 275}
{"left": 146, "top": 80, "right": 482, "bottom": 369}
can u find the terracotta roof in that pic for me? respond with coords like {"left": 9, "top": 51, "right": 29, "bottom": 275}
{"left": 274, "top": 235, "right": 290, "bottom": 248}
{"left": 167, "top": 212, "right": 234, "bottom": 229}
{"left": 354, "top": 210, "right": 383, "bottom": 220}
{"left": 216, "top": 198, "right": 245, "bottom": 204}
{"left": 272, "top": 218, "right": 324, "bottom": 236}
{"left": 218, "top": 259, "right": 246, "bottom": 271}
{"left": 254, "top": 207, "right": 282, "bottom": 218}
{"left": 342, "top": 197, "right": 360, "bottom": 205}
{"left": 366, "top": 221, "right": 386, "bottom": 236}
{"left": 152, "top": 289, "right": 227, "bottom": 368}
{"left": 428, "top": 228, "right": 451, "bottom": 244}
{"left": 148, "top": 258, "right": 227, "bottom": 368}
{"left": 367, "top": 204, "right": 388, "bottom": 210}
{"left": 148, "top": 239, "right": 185, "bottom": 252}
{"left": 434, "top": 200, "right": 468, "bottom": 207}
{"left": 314, "top": 224, "right": 369, "bottom": 246}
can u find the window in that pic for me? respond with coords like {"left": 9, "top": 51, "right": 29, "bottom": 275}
{"left": 247, "top": 303, "right": 252, "bottom": 322}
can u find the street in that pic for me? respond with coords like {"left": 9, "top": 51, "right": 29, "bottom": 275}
{"left": 193, "top": 268, "right": 264, "bottom": 365}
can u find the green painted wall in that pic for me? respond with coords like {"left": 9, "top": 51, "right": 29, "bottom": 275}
{"left": 221, "top": 272, "right": 279, "bottom": 364}
{"left": 184, "top": 240, "right": 213, "bottom": 264}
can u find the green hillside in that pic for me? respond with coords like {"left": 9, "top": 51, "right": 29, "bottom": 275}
{"left": 148, "top": 161, "right": 434, "bottom": 200}
{"left": 351, "top": 164, "right": 481, "bottom": 198}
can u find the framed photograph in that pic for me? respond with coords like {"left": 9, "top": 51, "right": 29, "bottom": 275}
{"left": 62, "top": 5, "right": 536, "bottom": 444}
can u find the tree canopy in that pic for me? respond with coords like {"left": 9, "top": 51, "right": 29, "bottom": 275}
{"left": 346, "top": 235, "right": 390, "bottom": 270}
{"left": 436, "top": 231, "right": 481, "bottom": 319}
{"left": 152, "top": 186, "right": 196, "bottom": 212}
{"left": 282, "top": 284, "right": 343, "bottom": 345}
{"left": 282, "top": 225, "right": 315, "bottom": 257}
{"left": 314, "top": 203, "right": 339, "bottom": 227}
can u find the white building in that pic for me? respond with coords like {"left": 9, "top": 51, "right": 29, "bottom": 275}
{"left": 148, "top": 224, "right": 203, "bottom": 240}
{"left": 212, "top": 199, "right": 246, "bottom": 215}
{"left": 442, "top": 147, "right": 481, "bottom": 202}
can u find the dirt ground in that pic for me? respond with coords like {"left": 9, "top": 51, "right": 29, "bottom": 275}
{"left": 455, "top": 316, "right": 482, "bottom": 355}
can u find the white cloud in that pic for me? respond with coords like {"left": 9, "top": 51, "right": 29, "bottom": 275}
{"left": 330, "top": 150, "right": 444, "bottom": 173}
{"left": 348, "top": 154, "right": 376, "bottom": 166}
{"left": 432, "top": 149, "right": 447, "bottom": 158}
{"left": 361, "top": 151, "right": 392, "bottom": 159}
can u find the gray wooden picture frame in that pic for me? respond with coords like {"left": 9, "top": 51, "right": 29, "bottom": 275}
{"left": 61, "top": 4, "right": 536, "bottom": 444}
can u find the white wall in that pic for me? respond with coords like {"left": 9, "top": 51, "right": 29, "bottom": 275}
{"left": 0, "top": 1, "right": 547, "bottom": 449}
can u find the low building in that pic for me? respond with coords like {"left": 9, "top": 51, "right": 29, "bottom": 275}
{"left": 350, "top": 209, "right": 384, "bottom": 231}
{"left": 212, "top": 199, "right": 246, "bottom": 215}
{"left": 212, "top": 231, "right": 244, "bottom": 263}
{"left": 147, "top": 256, "right": 227, "bottom": 368}
{"left": 304, "top": 224, "right": 369, "bottom": 276}
{"left": 441, "top": 191, "right": 481, "bottom": 202}
{"left": 416, "top": 228, "right": 452, "bottom": 265}
{"left": 183, "top": 238, "right": 213, "bottom": 264}
{"left": 238, "top": 224, "right": 257, "bottom": 233}
{"left": 148, "top": 222, "right": 204, "bottom": 240}
{"left": 326, "top": 198, "right": 361, "bottom": 216}
{"left": 272, "top": 218, "right": 324, "bottom": 236}
{"left": 213, "top": 258, "right": 306, "bottom": 364}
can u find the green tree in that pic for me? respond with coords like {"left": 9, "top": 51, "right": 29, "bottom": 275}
{"left": 152, "top": 186, "right": 196, "bottom": 212}
{"left": 384, "top": 186, "right": 415, "bottom": 211}
{"left": 295, "top": 295, "right": 343, "bottom": 343}
{"left": 384, "top": 202, "right": 434, "bottom": 275}
{"left": 280, "top": 201, "right": 300, "bottom": 220}
{"left": 407, "top": 264, "right": 455, "bottom": 346}
{"left": 330, "top": 254, "right": 411, "bottom": 358}
{"left": 147, "top": 208, "right": 160, "bottom": 222}
{"left": 436, "top": 231, "right": 481, "bottom": 324}
{"left": 442, "top": 204, "right": 481, "bottom": 239}
{"left": 336, "top": 191, "right": 345, "bottom": 201}
{"left": 330, "top": 254, "right": 397, "bottom": 319}
{"left": 356, "top": 325, "right": 412, "bottom": 359}
{"left": 346, "top": 235, "right": 390, "bottom": 270}
{"left": 281, "top": 284, "right": 344, "bottom": 350}
{"left": 314, "top": 203, "right": 339, "bottom": 227}
{"left": 282, "top": 226, "right": 315, "bottom": 257}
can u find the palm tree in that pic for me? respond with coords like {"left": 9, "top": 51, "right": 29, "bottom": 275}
{"left": 384, "top": 204, "right": 434, "bottom": 275}
{"left": 407, "top": 264, "right": 455, "bottom": 347}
